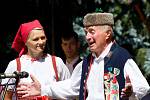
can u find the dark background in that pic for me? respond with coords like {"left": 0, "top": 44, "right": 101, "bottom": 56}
{"left": 0, "top": 0, "right": 95, "bottom": 72}
{"left": 0, "top": 0, "right": 75, "bottom": 72}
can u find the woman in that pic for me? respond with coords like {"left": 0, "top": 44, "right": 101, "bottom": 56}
{"left": 2, "top": 19, "right": 70, "bottom": 100}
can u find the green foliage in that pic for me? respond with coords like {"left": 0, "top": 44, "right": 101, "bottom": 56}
{"left": 136, "top": 48, "right": 146, "bottom": 67}
{"left": 95, "top": 8, "right": 103, "bottom": 13}
{"left": 73, "top": 1, "right": 150, "bottom": 79}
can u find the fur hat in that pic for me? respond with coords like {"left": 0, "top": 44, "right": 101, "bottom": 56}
{"left": 83, "top": 12, "right": 114, "bottom": 27}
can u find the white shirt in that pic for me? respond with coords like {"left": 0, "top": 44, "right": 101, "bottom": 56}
{"left": 2, "top": 54, "right": 70, "bottom": 99}
{"left": 42, "top": 43, "right": 150, "bottom": 100}
{"left": 66, "top": 56, "right": 81, "bottom": 75}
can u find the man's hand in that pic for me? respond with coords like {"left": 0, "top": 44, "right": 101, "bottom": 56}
{"left": 121, "top": 75, "right": 133, "bottom": 99}
{"left": 17, "top": 74, "right": 41, "bottom": 98}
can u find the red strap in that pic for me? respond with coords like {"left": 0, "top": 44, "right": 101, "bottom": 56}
{"left": 37, "top": 96, "right": 51, "bottom": 100}
{"left": 30, "top": 95, "right": 51, "bottom": 100}
{"left": 16, "top": 57, "right": 21, "bottom": 72}
{"left": 52, "top": 56, "right": 59, "bottom": 81}
{"left": 19, "top": 96, "right": 51, "bottom": 100}
{"left": 16, "top": 57, "right": 21, "bottom": 99}
{"left": 15, "top": 58, "right": 54, "bottom": 100}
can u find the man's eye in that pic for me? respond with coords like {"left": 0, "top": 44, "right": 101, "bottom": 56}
{"left": 89, "top": 29, "right": 95, "bottom": 34}
{"left": 84, "top": 28, "right": 95, "bottom": 35}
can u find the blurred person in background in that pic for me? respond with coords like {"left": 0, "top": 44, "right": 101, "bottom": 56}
{"left": 61, "top": 31, "right": 82, "bottom": 75}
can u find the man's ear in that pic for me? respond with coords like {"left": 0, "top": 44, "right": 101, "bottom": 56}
{"left": 106, "top": 30, "right": 111, "bottom": 40}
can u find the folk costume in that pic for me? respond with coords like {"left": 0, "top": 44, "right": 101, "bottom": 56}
{"left": 2, "top": 20, "right": 70, "bottom": 100}
{"left": 42, "top": 41, "right": 149, "bottom": 100}
{"left": 41, "top": 13, "right": 149, "bottom": 100}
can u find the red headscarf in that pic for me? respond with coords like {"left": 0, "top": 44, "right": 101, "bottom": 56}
{"left": 12, "top": 19, "right": 43, "bottom": 57}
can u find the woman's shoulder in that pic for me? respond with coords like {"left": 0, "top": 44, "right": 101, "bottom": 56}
{"left": 47, "top": 54, "right": 63, "bottom": 61}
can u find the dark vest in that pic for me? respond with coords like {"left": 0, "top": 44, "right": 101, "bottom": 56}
{"left": 79, "top": 42, "right": 131, "bottom": 100}
{"left": 73, "top": 57, "right": 82, "bottom": 69}
{"left": 65, "top": 57, "right": 82, "bottom": 69}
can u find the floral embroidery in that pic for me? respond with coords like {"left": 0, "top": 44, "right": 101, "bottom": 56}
{"left": 104, "top": 67, "right": 120, "bottom": 100}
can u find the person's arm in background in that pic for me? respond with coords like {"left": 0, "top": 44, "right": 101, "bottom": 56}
{"left": 124, "top": 59, "right": 150, "bottom": 99}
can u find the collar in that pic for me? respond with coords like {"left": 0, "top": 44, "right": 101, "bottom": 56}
{"left": 66, "top": 56, "right": 80, "bottom": 65}
{"left": 22, "top": 53, "right": 48, "bottom": 62}
{"left": 92, "top": 42, "right": 113, "bottom": 62}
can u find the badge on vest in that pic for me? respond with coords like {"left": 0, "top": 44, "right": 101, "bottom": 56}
{"left": 104, "top": 67, "right": 120, "bottom": 100}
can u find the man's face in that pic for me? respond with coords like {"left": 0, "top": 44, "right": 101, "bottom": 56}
{"left": 84, "top": 25, "right": 110, "bottom": 56}
{"left": 25, "top": 29, "right": 47, "bottom": 56}
{"left": 61, "top": 37, "right": 79, "bottom": 59}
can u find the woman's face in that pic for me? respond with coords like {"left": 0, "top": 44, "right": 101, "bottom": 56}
{"left": 25, "top": 28, "right": 47, "bottom": 57}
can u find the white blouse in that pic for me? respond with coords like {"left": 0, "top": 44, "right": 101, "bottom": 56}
{"left": 2, "top": 54, "right": 70, "bottom": 99}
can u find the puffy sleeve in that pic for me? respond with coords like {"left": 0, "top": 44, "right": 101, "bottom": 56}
{"left": 124, "top": 59, "right": 150, "bottom": 99}
{"left": 55, "top": 56, "right": 71, "bottom": 80}
{"left": 1, "top": 60, "right": 17, "bottom": 91}
{"left": 41, "top": 61, "right": 83, "bottom": 99}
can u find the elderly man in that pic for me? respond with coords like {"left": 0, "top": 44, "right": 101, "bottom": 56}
{"left": 17, "top": 12, "right": 150, "bottom": 100}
